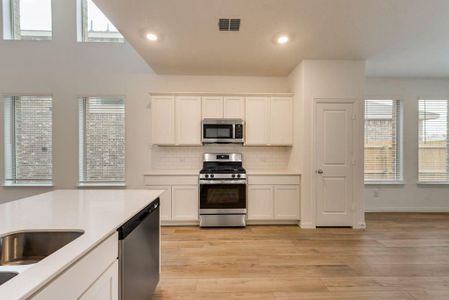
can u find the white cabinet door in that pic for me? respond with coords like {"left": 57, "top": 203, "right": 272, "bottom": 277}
{"left": 270, "top": 97, "right": 293, "bottom": 145}
{"left": 33, "top": 234, "right": 118, "bottom": 300}
{"left": 79, "top": 261, "right": 118, "bottom": 300}
{"left": 245, "top": 97, "right": 269, "bottom": 145}
{"left": 147, "top": 186, "right": 172, "bottom": 221}
{"left": 247, "top": 185, "right": 274, "bottom": 220}
{"left": 175, "top": 96, "right": 202, "bottom": 145}
{"left": 202, "top": 96, "right": 223, "bottom": 118}
{"left": 151, "top": 96, "right": 175, "bottom": 145}
{"left": 172, "top": 185, "right": 199, "bottom": 221}
{"left": 224, "top": 96, "right": 245, "bottom": 119}
{"left": 274, "top": 185, "right": 300, "bottom": 220}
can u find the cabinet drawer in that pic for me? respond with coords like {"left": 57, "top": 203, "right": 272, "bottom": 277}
{"left": 248, "top": 175, "right": 300, "bottom": 185}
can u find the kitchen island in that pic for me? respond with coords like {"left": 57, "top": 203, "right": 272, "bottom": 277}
{"left": 0, "top": 189, "right": 163, "bottom": 300}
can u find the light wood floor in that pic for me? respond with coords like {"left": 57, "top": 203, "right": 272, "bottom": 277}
{"left": 154, "top": 213, "right": 449, "bottom": 300}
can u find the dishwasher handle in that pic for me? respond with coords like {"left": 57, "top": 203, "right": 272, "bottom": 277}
{"left": 118, "top": 198, "right": 160, "bottom": 240}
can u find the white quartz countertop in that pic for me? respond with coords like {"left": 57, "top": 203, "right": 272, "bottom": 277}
{"left": 0, "top": 189, "right": 163, "bottom": 300}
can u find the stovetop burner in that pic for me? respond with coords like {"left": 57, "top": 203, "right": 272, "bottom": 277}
{"left": 200, "top": 154, "right": 246, "bottom": 175}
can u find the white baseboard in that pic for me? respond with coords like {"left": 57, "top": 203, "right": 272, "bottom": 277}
{"left": 365, "top": 207, "right": 449, "bottom": 213}
{"left": 300, "top": 221, "right": 316, "bottom": 229}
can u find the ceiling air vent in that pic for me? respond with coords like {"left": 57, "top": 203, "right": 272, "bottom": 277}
{"left": 218, "top": 18, "right": 240, "bottom": 31}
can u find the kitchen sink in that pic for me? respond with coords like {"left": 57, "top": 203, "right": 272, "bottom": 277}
{"left": 0, "top": 271, "right": 18, "bottom": 285}
{"left": 0, "top": 231, "right": 83, "bottom": 266}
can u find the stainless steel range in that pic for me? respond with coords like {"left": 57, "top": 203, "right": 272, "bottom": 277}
{"left": 199, "top": 153, "right": 247, "bottom": 227}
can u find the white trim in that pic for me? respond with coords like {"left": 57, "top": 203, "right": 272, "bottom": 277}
{"left": 366, "top": 207, "right": 449, "bottom": 212}
{"left": 3, "top": 183, "right": 53, "bottom": 187}
{"left": 78, "top": 183, "right": 126, "bottom": 187}
{"left": 365, "top": 181, "right": 405, "bottom": 185}
{"left": 417, "top": 181, "right": 449, "bottom": 185}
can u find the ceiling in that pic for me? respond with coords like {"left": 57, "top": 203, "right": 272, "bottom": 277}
{"left": 94, "top": 0, "right": 449, "bottom": 77}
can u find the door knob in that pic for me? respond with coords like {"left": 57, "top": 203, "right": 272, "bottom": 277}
{"left": 316, "top": 169, "right": 324, "bottom": 174}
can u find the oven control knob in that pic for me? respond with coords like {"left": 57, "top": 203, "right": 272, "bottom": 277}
{"left": 205, "top": 174, "right": 209, "bottom": 178}
{"left": 232, "top": 174, "right": 236, "bottom": 178}
{"left": 211, "top": 174, "right": 214, "bottom": 178}
{"left": 237, "top": 174, "right": 241, "bottom": 178}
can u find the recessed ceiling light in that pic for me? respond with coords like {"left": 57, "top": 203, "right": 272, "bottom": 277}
{"left": 276, "top": 35, "right": 289, "bottom": 44}
{"left": 146, "top": 33, "right": 159, "bottom": 41}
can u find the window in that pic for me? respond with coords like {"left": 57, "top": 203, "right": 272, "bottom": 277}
{"left": 364, "top": 100, "right": 402, "bottom": 182}
{"left": 2, "top": 0, "right": 52, "bottom": 40}
{"left": 79, "top": 97, "right": 125, "bottom": 185}
{"left": 3, "top": 96, "right": 53, "bottom": 185}
{"left": 418, "top": 99, "right": 449, "bottom": 183}
{"left": 77, "top": 0, "right": 124, "bottom": 42}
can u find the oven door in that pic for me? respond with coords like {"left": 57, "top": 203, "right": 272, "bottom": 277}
{"left": 202, "top": 124, "right": 235, "bottom": 143}
{"left": 199, "top": 182, "right": 246, "bottom": 214}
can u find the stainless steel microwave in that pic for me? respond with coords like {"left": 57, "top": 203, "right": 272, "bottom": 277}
{"left": 202, "top": 118, "right": 244, "bottom": 144}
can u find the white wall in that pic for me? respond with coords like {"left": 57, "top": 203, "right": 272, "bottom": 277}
{"left": 365, "top": 77, "right": 449, "bottom": 212}
{"left": 0, "top": 0, "right": 289, "bottom": 204}
{"left": 289, "top": 60, "right": 366, "bottom": 228}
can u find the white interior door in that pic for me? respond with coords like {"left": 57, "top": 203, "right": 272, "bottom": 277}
{"left": 315, "top": 101, "right": 354, "bottom": 226}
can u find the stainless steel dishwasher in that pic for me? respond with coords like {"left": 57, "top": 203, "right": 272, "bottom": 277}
{"left": 118, "top": 198, "right": 160, "bottom": 300}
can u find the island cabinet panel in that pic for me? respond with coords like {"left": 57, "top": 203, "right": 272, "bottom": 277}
{"left": 32, "top": 233, "right": 118, "bottom": 300}
{"left": 151, "top": 96, "right": 176, "bottom": 145}
{"left": 79, "top": 261, "right": 118, "bottom": 300}
{"left": 175, "top": 96, "right": 202, "bottom": 145}
{"left": 247, "top": 185, "right": 274, "bottom": 220}
{"left": 202, "top": 96, "right": 224, "bottom": 118}
{"left": 270, "top": 97, "right": 293, "bottom": 145}
{"left": 245, "top": 97, "right": 270, "bottom": 145}
{"left": 172, "top": 185, "right": 199, "bottom": 221}
{"left": 224, "top": 96, "right": 245, "bottom": 119}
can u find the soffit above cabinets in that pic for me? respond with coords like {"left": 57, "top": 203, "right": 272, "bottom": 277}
{"left": 94, "top": 0, "right": 449, "bottom": 77}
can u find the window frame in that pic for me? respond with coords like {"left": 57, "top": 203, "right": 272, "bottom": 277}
{"left": 417, "top": 97, "right": 449, "bottom": 185}
{"left": 2, "top": 0, "right": 53, "bottom": 41}
{"left": 3, "top": 94, "right": 54, "bottom": 187}
{"left": 363, "top": 98, "right": 404, "bottom": 185}
{"left": 76, "top": 0, "right": 124, "bottom": 43}
{"left": 78, "top": 96, "right": 126, "bottom": 187}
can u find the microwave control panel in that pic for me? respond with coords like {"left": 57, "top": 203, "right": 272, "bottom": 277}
{"left": 234, "top": 124, "right": 243, "bottom": 139}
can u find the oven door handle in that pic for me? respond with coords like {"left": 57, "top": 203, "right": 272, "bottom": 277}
{"left": 199, "top": 180, "right": 247, "bottom": 185}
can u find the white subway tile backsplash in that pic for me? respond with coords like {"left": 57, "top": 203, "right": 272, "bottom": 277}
{"left": 151, "top": 145, "right": 291, "bottom": 171}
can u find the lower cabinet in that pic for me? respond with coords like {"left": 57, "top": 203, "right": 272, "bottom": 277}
{"left": 247, "top": 184, "right": 300, "bottom": 221}
{"left": 32, "top": 233, "right": 118, "bottom": 300}
{"left": 172, "top": 185, "right": 199, "bottom": 221}
{"left": 248, "top": 185, "right": 274, "bottom": 220}
{"left": 146, "top": 184, "right": 198, "bottom": 223}
{"left": 274, "top": 185, "right": 300, "bottom": 220}
{"left": 79, "top": 261, "right": 118, "bottom": 300}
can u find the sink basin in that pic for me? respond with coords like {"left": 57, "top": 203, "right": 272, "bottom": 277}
{"left": 0, "top": 231, "right": 83, "bottom": 266}
{"left": 0, "top": 271, "right": 18, "bottom": 285}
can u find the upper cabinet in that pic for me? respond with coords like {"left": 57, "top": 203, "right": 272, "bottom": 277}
{"left": 202, "top": 96, "right": 245, "bottom": 119}
{"left": 270, "top": 97, "right": 293, "bottom": 145}
{"left": 151, "top": 93, "right": 292, "bottom": 146}
{"left": 202, "top": 96, "right": 223, "bottom": 118}
{"left": 245, "top": 96, "right": 293, "bottom": 146}
{"left": 151, "top": 95, "right": 201, "bottom": 146}
{"left": 245, "top": 97, "right": 270, "bottom": 145}
{"left": 224, "top": 96, "right": 245, "bottom": 119}
{"left": 151, "top": 96, "right": 176, "bottom": 145}
{"left": 175, "top": 96, "right": 202, "bottom": 145}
